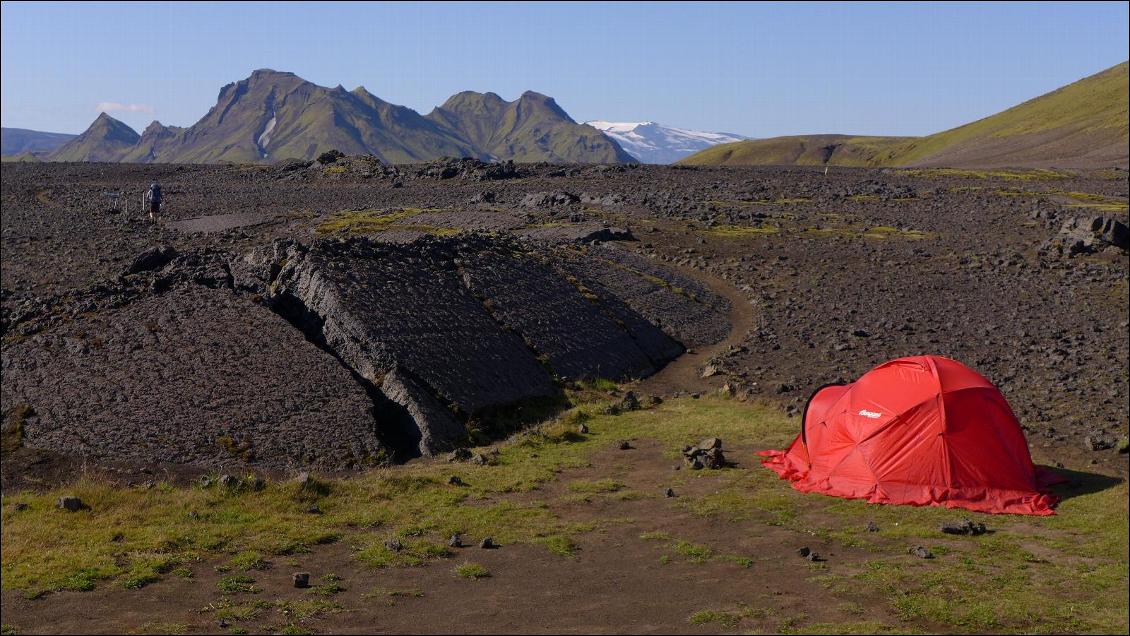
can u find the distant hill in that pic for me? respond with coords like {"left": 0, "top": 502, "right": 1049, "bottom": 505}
{"left": 680, "top": 61, "right": 1129, "bottom": 169}
{"left": 1, "top": 127, "right": 76, "bottom": 156}
{"left": 49, "top": 113, "right": 141, "bottom": 162}
{"left": 584, "top": 121, "right": 748, "bottom": 164}
{"left": 43, "top": 70, "right": 632, "bottom": 165}
{"left": 678, "top": 134, "right": 911, "bottom": 167}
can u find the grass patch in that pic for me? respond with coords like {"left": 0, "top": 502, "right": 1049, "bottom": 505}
{"left": 354, "top": 538, "right": 453, "bottom": 568}
{"left": 2, "top": 394, "right": 1125, "bottom": 633}
{"left": 364, "top": 586, "right": 424, "bottom": 599}
{"left": 217, "top": 575, "right": 259, "bottom": 594}
{"left": 688, "top": 604, "right": 768, "bottom": 628}
{"left": 126, "top": 623, "right": 189, "bottom": 635}
{"left": 1, "top": 395, "right": 791, "bottom": 596}
{"left": 229, "top": 550, "right": 269, "bottom": 571}
{"left": 674, "top": 540, "right": 713, "bottom": 563}
{"left": 309, "top": 574, "right": 345, "bottom": 596}
{"left": 804, "top": 225, "right": 932, "bottom": 241}
{"left": 454, "top": 562, "right": 490, "bottom": 579}
{"left": 315, "top": 208, "right": 459, "bottom": 235}
{"left": 895, "top": 168, "right": 1073, "bottom": 181}
{"left": 702, "top": 224, "right": 780, "bottom": 237}
{"left": 540, "top": 535, "right": 579, "bottom": 558}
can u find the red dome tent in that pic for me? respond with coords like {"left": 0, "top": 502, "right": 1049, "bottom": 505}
{"left": 758, "top": 355, "right": 1061, "bottom": 515}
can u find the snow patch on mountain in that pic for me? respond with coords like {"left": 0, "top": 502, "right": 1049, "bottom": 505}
{"left": 585, "top": 121, "right": 750, "bottom": 164}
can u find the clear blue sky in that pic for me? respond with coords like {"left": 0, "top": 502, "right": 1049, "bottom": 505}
{"left": 2, "top": 1, "right": 1127, "bottom": 137}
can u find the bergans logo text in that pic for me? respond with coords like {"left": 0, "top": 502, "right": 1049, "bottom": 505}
{"left": 858, "top": 409, "right": 882, "bottom": 419}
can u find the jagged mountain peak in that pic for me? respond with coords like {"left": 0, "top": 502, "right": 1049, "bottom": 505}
{"left": 48, "top": 112, "right": 140, "bottom": 162}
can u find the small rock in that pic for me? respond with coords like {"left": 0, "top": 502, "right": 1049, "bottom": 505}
{"left": 701, "top": 447, "right": 726, "bottom": 469}
{"left": 385, "top": 538, "right": 403, "bottom": 552}
{"left": 577, "top": 423, "right": 589, "bottom": 434}
{"left": 198, "top": 475, "right": 213, "bottom": 488}
{"left": 664, "top": 488, "right": 676, "bottom": 498}
{"left": 57, "top": 496, "right": 83, "bottom": 512}
{"left": 908, "top": 546, "right": 934, "bottom": 559}
{"left": 698, "top": 437, "right": 723, "bottom": 450}
{"left": 619, "top": 391, "right": 641, "bottom": 411}
{"left": 618, "top": 440, "right": 632, "bottom": 450}
{"left": 479, "top": 537, "right": 497, "bottom": 549}
{"left": 866, "top": 521, "right": 880, "bottom": 533}
{"left": 471, "top": 452, "right": 490, "bottom": 466}
{"left": 295, "top": 471, "right": 312, "bottom": 487}
{"left": 448, "top": 533, "right": 464, "bottom": 548}
{"left": 701, "top": 365, "right": 719, "bottom": 378}
{"left": 1084, "top": 434, "right": 1117, "bottom": 451}
{"left": 447, "top": 475, "right": 466, "bottom": 486}
{"left": 293, "top": 572, "right": 310, "bottom": 588}
{"left": 447, "top": 448, "right": 473, "bottom": 463}
{"left": 218, "top": 474, "right": 239, "bottom": 488}
{"left": 797, "top": 547, "right": 812, "bottom": 558}
{"left": 940, "top": 519, "right": 988, "bottom": 536}
{"left": 306, "top": 504, "right": 322, "bottom": 515}
{"left": 12, "top": 502, "right": 29, "bottom": 512}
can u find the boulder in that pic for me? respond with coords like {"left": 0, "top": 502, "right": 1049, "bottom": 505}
{"left": 125, "top": 245, "right": 177, "bottom": 275}
{"left": 57, "top": 496, "right": 84, "bottom": 512}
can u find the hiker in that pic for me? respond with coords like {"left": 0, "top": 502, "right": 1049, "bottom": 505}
{"left": 143, "top": 182, "right": 163, "bottom": 220}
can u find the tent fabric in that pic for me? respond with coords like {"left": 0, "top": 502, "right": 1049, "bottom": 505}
{"left": 758, "top": 355, "right": 1061, "bottom": 515}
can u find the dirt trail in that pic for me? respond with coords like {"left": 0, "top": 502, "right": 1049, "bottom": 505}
{"left": 634, "top": 244, "right": 757, "bottom": 397}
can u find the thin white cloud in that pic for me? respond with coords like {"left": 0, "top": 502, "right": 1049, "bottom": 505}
{"left": 95, "top": 102, "right": 155, "bottom": 114}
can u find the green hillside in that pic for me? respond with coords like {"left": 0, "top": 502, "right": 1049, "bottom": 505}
{"left": 48, "top": 113, "right": 140, "bottom": 162}
{"left": 681, "top": 61, "right": 1129, "bottom": 169}
{"left": 679, "top": 134, "right": 909, "bottom": 167}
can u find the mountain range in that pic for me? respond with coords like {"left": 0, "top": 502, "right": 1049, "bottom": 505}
{"left": 40, "top": 69, "right": 637, "bottom": 165}
{"left": 7, "top": 61, "right": 1127, "bottom": 168}
{"left": 0, "top": 128, "right": 76, "bottom": 157}
{"left": 583, "top": 121, "right": 748, "bottom": 164}
{"left": 680, "top": 61, "right": 1129, "bottom": 169}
